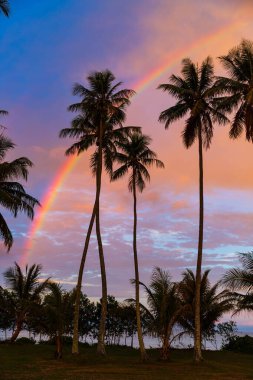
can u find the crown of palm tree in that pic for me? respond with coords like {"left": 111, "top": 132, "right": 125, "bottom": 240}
{"left": 215, "top": 40, "right": 253, "bottom": 141}
{"left": 132, "top": 267, "right": 182, "bottom": 337}
{"left": 0, "top": 132, "right": 40, "bottom": 251}
{"left": 222, "top": 252, "right": 253, "bottom": 291}
{"left": 222, "top": 252, "right": 253, "bottom": 314}
{"left": 179, "top": 269, "right": 232, "bottom": 338}
{"left": 0, "top": 0, "right": 9, "bottom": 17}
{"left": 112, "top": 132, "right": 164, "bottom": 192}
{"left": 158, "top": 57, "right": 228, "bottom": 148}
{"left": 60, "top": 115, "right": 139, "bottom": 176}
{"left": 4, "top": 263, "right": 49, "bottom": 303}
{"left": 68, "top": 70, "right": 135, "bottom": 125}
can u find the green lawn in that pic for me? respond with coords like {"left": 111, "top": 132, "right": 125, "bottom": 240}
{"left": 1, "top": 344, "right": 253, "bottom": 380}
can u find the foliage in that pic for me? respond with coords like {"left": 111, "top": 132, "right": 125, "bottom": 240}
{"left": 3, "top": 263, "right": 49, "bottom": 341}
{"left": 129, "top": 267, "right": 186, "bottom": 360}
{"left": 222, "top": 335, "right": 253, "bottom": 354}
{"left": 15, "top": 337, "right": 36, "bottom": 344}
{"left": 0, "top": 132, "right": 40, "bottom": 250}
{"left": 222, "top": 252, "right": 253, "bottom": 313}
{"left": 158, "top": 56, "right": 228, "bottom": 149}
{"left": 216, "top": 321, "right": 238, "bottom": 348}
{"left": 178, "top": 269, "right": 233, "bottom": 341}
{"left": 0, "top": 0, "right": 9, "bottom": 17}
{"left": 216, "top": 39, "right": 253, "bottom": 142}
{"left": 112, "top": 131, "right": 164, "bottom": 192}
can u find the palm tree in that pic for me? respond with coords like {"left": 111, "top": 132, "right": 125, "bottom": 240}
{"left": 158, "top": 57, "right": 228, "bottom": 362}
{"left": 0, "top": 131, "right": 40, "bottom": 251}
{"left": 0, "top": 0, "right": 10, "bottom": 17}
{"left": 222, "top": 252, "right": 253, "bottom": 313}
{"left": 42, "top": 283, "right": 75, "bottom": 359}
{"left": 179, "top": 269, "right": 232, "bottom": 345}
{"left": 215, "top": 39, "right": 253, "bottom": 141}
{"left": 3, "top": 262, "right": 49, "bottom": 342}
{"left": 59, "top": 70, "right": 135, "bottom": 355}
{"left": 112, "top": 132, "right": 164, "bottom": 361}
{"left": 130, "top": 267, "right": 186, "bottom": 361}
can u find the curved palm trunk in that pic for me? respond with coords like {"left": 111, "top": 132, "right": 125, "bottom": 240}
{"left": 133, "top": 175, "right": 148, "bottom": 361}
{"left": 160, "top": 316, "right": 177, "bottom": 361}
{"left": 194, "top": 126, "right": 204, "bottom": 362}
{"left": 72, "top": 203, "right": 96, "bottom": 354}
{"left": 10, "top": 318, "right": 23, "bottom": 342}
{"left": 96, "top": 121, "right": 107, "bottom": 356}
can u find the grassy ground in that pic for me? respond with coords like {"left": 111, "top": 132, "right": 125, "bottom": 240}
{"left": 1, "top": 344, "right": 253, "bottom": 380}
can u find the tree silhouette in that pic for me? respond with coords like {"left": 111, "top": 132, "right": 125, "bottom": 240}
{"left": 158, "top": 57, "right": 228, "bottom": 362}
{"left": 60, "top": 70, "right": 135, "bottom": 355}
{"left": 112, "top": 131, "right": 164, "bottom": 361}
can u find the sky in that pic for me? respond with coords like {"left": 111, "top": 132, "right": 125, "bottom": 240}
{"left": 0, "top": 0, "right": 253, "bottom": 325}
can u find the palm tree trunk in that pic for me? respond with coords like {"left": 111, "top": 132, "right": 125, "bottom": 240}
{"left": 96, "top": 120, "right": 107, "bottom": 356}
{"left": 10, "top": 319, "right": 23, "bottom": 342}
{"left": 160, "top": 319, "right": 175, "bottom": 361}
{"left": 72, "top": 201, "right": 96, "bottom": 354}
{"left": 133, "top": 175, "right": 148, "bottom": 361}
{"left": 194, "top": 126, "right": 204, "bottom": 362}
{"left": 55, "top": 333, "right": 63, "bottom": 359}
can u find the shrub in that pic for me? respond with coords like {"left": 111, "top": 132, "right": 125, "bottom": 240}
{"left": 223, "top": 335, "right": 253, "bottom": 354}
{"left": 15, "top": 337, "right": 36, "bottom": 344}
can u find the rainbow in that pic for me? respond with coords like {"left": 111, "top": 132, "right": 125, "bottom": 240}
{"left": 22, "top": 154, "right": 79, "bottom": 264}
{"left": 21, "top": 19, "right": 245, "bottom": 265}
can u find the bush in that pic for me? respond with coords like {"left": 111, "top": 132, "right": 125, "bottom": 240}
{"left": 38, "top": 338, "right": 54, "bottom": 345}
{"left": 223, "top": 335, "right": 253, "bottom": 354}
{"left": 15, "top": 337, "right": 36, "bottom": 344}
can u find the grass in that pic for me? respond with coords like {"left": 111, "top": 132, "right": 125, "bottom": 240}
{"left": 1, "top": 343, "right": 253, "bottom": 380}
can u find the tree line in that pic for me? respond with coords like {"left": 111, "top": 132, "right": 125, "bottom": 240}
{"left": 1, "top": 254, "right": 253, "bottom": 360}
{"left": 0, "top": 2, "right": 253, "bottom": 363}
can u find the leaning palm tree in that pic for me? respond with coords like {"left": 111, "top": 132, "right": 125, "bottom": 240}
{"left": 215, "top": 39, "right": 253, "bottom": 142}
{"left": 129, "top": 267, "right": 186, "bottom": 361}
{"left": 158, "top": 57, "right": 228, "bottom": 362}
{"left": 0, "top": 0, "right": 10, "bottom": 17}
{"left": 179, "top": 269, "right": 233, "bottom": 346}
{"left": 222, "top": 252, "right": 253, "bottom": 313}
{"left": 0, "top": 130, "right": 40, "bottom": 251}
{"left": 112, "top": 132, "right": 164, "bottom": 361}
{"left": 3, "top": 262, "right": 49, "bottom": 342}
{"left": 59, "top": 70, "right": 135, "bottom": 355}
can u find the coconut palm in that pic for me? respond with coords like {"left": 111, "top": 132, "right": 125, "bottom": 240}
{"left": 3, "top": 262, "right": 49, "bottom": 342}
{"left": 179, "top": 269, "right": 233, "bottom": 344}
{"left": 158, "top": 57, "right": 228, "bottom": 361}
{"left": 112, "top": 132, "right": 164, "bottom": 361}
{"left": 42, "top": 283, "right": 75, "bottom": 359}
{"left": 216, "top": 40, "right": 253, "bottom": 141}
{"left": 222, "top": 252, "right": 253, "bottom": 313}
{"left": 130, "top": 267, "right": 186, "bottom": 361}
{"left": 0, "top": 0, "right": 9, "bottom": 17}
{"left": 59, "top": 70, "right": 135, "bottom": 355}
{"left": 0, "top": 131, "right": 40, "bottom": 251}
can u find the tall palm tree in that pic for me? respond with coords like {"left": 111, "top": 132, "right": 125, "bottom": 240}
{"left": 0, "top": 0, "right": 9, "bottom": 17}
{"left": 3, "top": 262, "right": 49, "bottom": 342}
{"left": 222, "top": 252, "right": 253, "bottom": 313}
{"left": 158, "top": 57, "right": 228, "bottom": 362}
{"left": 0, "top": 130, "right": 40, "bottom": 251}
{"left": 179, "top": 269, "right": 232, "bottom": 345}
{"left": 112, "top": 132, "right": 164, "bottom": 361}
{"left": 215, "top": 39, "right": 253, "bottom": 141}
{"left": 130, "top": 267, "right": 186, "bottom": 361}
{"left": 59, "top": 70, "right": 135, "bottom": 355}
